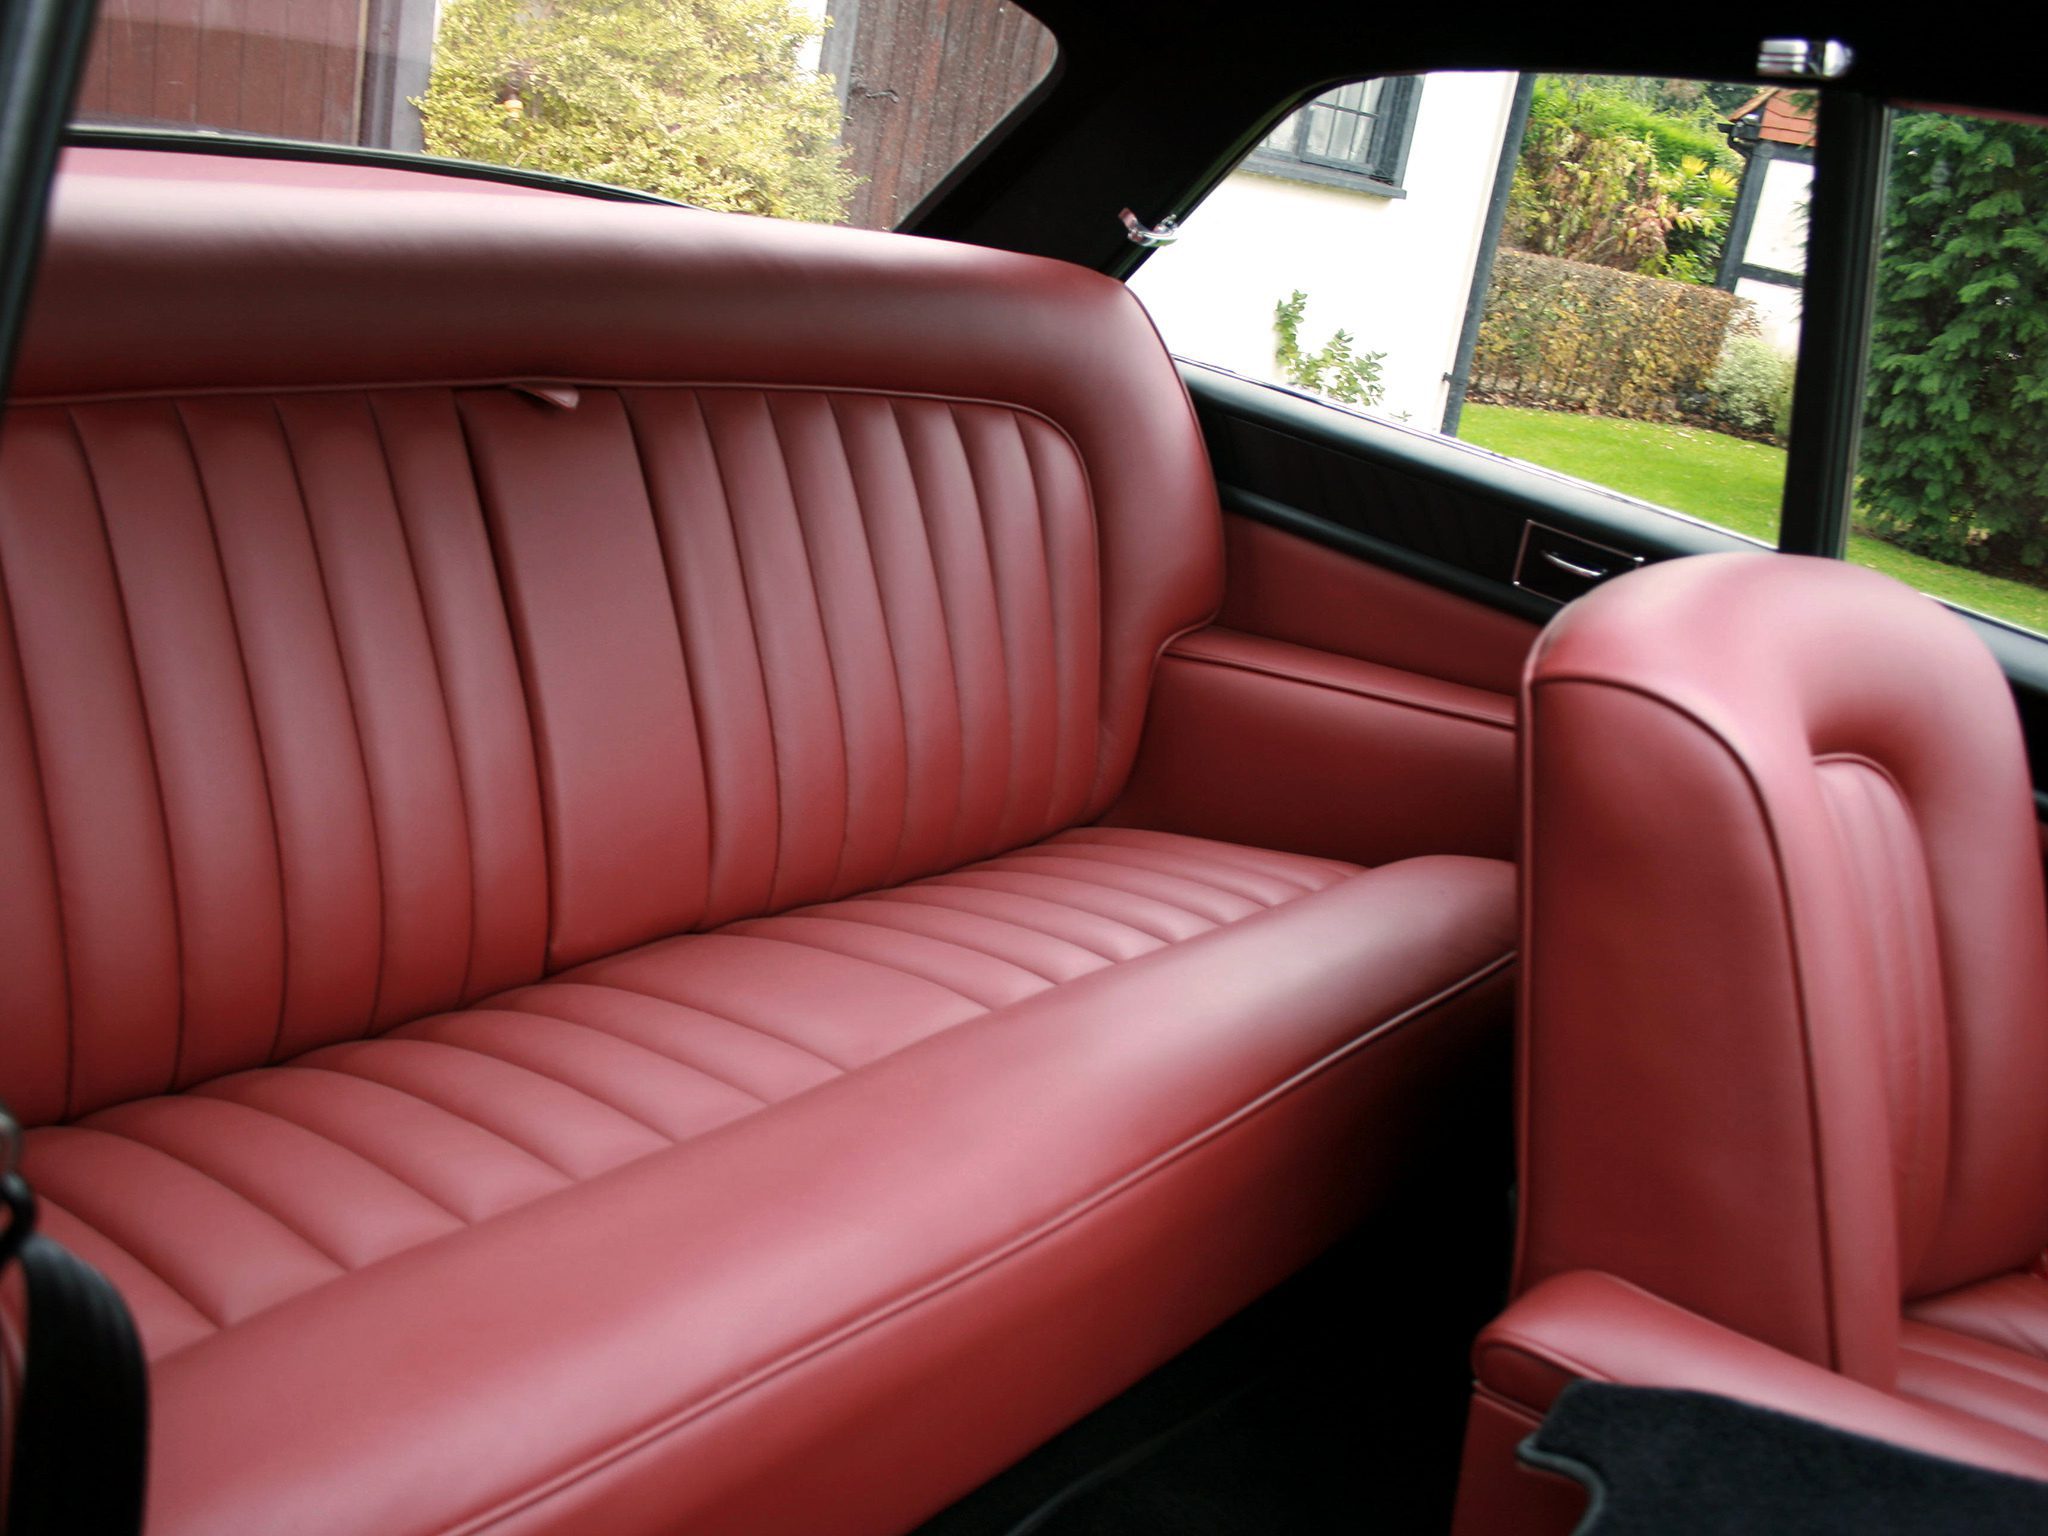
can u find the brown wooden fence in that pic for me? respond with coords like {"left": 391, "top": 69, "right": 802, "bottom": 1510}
{"left": 826, "top": 0, "right": 1056, "bottom": 229}
{"left": 71, "top": 0, "right": 433, "bottom": 150}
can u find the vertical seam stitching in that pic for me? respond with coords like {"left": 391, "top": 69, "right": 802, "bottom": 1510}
{"left": 552, "top": 974, "right": 856, "bottom": 1071}
{"left": 29, "top": 1195, "right": 226, "bottom": 1332}
{"left": 1011, "top": 840, "right": 1314, "bottom": 905}
{"left": 0, "top": 429, "right": 80, "bottom": 1119}
{"left": 446, "top": 389, "right": 560, "bottom": 968}
{"left": 789, "top": 903, "right": 1062, "bottom": 986}
{"left": 618, "top": 389, "right": 716, "bottom": 930}
{"left": 269, "top": 397, "right": 390, "bottom": 1034}
{"left": 693, "top": 393, "right": 789, "bottom": 911}
{"left": 947, "top": 403, "right": 1023, "bottom": 853}
{"left": 1012, "top": 413, "right": 1071, "bottom": 836}
{"left": 993, "top": 847, "right": 1257, "bottom": 921}
{"left": 825, "top": 394, "right": 916, "bottom": 889}
{"left": 181, "top": 1085, "right": 473, "bottom": 1224}
{"left": 284, "top": 1058, "right": 583, "bottom": 1179}
{"left": 715, "top": 923, "right": 1005, "bottom": 1011}
{"left": 471, "top": 999, "right": 773, "bottom": 1108}
{"left": 364, "top": 393, "right": 482, "bottom": 1003}
{"left": 866, "top": 885, "right": 1123, "bottom": 962}
{"left": 762, "top": 392, "right": 857, "bottom": 898}
{"left": 927, "top": 869, "right": 1186, "bottom": 943}
{"left": 63, "top": 407, "right": 190, "bottom": 1092}
{"left": 169, "top": 400, "right": 293, "bottom": 1066}
{"left": 375, "top": 1025, "right": 685, "bottom": 1147}
{"left": 65, "top": 1122, "right": 354, "bottom": 1272}
{"left": 890, "top": 398, "right": 973, "bottom": 869}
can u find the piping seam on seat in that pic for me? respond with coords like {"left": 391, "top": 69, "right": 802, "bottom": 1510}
{"left": 424, "top": 946, "right": 1518, "bottom": 1536}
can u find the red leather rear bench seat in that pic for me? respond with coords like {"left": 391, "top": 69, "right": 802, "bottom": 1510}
{"left": 0, "top": 150, "right": 1515, "bottom": 1536}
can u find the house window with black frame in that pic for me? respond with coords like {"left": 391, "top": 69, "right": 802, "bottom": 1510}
{"left": 1245, "top": 77, "right": 1421, "bottom": 196}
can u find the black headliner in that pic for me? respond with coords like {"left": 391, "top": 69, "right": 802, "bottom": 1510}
{"left": 913, "top": 3, "right": 2048, "bottom": 268}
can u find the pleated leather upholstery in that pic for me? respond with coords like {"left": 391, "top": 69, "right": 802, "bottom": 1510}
{"left": 10, "top": 325, "right": 1156, "bottom": 1120}
{"left": 19, "top": 827, "right": 1365, "bottom": 1362}
{"left": 0, "top": 151, "right": 1523, "bottom": 1536}
{"left": 1, "top": 384, "right": 1107, "bottom": 1121}
{"left": 0, "top": 395, "right": 548, "bottom": 1125}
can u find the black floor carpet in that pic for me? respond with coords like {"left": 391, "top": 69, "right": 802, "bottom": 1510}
{"left": 914, "top": 1183, "right": 1513, "bottom": 1536}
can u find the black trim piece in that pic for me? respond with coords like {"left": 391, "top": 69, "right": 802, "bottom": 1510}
{"left": 1525, "top": 1381, "right": 2048, "bottom": 1533}
{"left": 1717, "top": 138, "right": 1816, "bottom": 291}
{"left": 1777, "top": 91, "right": 1889, "bottom": 556}
{"left": 1222, "top": 483, "right": 1555, "bottom": 625}
{"left": 8, "top": 1230, "right": 150, "bottom": 1536}
{"left": 920, "top": 5, "right": 2048, "bottom": 275}
{"left": 1443, "top": 73, "right": 1535, "bottom": 435}
{"left": 0, "top": 0, "right": 99, "bottom": 400}
{"left": 1238, "top": 153, "right": 1408, "bottom": 198}
{"left": 1185, "top": 362, "right": 1761, "bottom": 561}
{"left": 1961, "top": 615, "right": 2048, "bottom": 799}
{"left": 1737, "top": 261, "right": 1805, "bottom": 287}
{"left": 62, "top": 126, "right": 686, "bottom": 207}
{"left": 1239, "top": 74, "right": 1421, "bottom": 198}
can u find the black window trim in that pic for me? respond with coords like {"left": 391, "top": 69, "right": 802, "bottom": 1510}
{"left": 1242, "top": 75, "right": 1420, "bottom": 198}
{"left": 0, "top": 0, "right": 97, "bottom": 398}
{"left": 1775, "top": 87, "right": 1888, "bottom": 561}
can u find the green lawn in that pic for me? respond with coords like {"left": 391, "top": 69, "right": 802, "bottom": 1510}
{"left": 1460, "top": 404, "right": 2048, "bottom": 635}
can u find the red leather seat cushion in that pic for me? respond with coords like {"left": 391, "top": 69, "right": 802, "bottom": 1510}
{"left": 1902, "top": 1271, "right": 2048, "bottom": 1444}
{"left": 22, "top": 828, "right": 1513, "bottom": 1535}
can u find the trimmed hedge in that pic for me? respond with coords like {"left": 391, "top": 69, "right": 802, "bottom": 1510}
{"left": 1860, "top": 111, "right": 2048, "bottom": 574}
{"left": 1472, "top": 250, "right": 1750, "bottom": 420}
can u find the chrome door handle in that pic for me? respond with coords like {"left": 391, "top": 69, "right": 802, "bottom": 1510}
{"left": 1541, "top": 550, "right": 1608, "bottom": 582}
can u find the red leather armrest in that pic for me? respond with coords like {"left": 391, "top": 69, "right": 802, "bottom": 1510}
{"left": 1478, "top": 1273, "right": 2048, "bottom": 1482}
{"left": 1104, "top": 627, "right": 1516, "bottom": 865}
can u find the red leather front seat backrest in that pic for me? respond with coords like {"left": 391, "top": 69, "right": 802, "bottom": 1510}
{"left": 0, "top": 150, "right": 1224, "bottom": 1125}
{"left": 1515, "top": 552, "right": 2048, "bottom": 1386}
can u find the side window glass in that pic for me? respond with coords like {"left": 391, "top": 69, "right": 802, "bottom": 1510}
{"left": 1852, "top": 108, "right": 2048, "bottom": 636}
{"left": 1129, "top": 73, "right": 1812, "bottom": 546}
{"left": 68, "top": 0, "right": 1055, "bottom": 231}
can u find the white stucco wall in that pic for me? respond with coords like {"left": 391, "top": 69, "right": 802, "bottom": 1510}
{"left": 1128, "top": 71, "right": 1520, "bottom": 429}
{"left": 1736, "top": 277, "right": 1804, "bottom": 353}
{"left": 1734, "top": 152, "right": 1811, "bottom": 353}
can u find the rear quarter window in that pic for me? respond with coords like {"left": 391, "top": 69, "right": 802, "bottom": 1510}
{"left": 70, "top": 0, "right": 1056, "bottom": 229}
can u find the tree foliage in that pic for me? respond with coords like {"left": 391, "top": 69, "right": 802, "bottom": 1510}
{"left": 1528, "top": 77, "right": 1743, "bottom": 176}
{"left": 1859, "top": 112, "right": 2048, "bottom": 573}
{"left": 1504, "top": 78, "right": 1740, "bottom": 284}
{"left": 418, "top": 0, "right": 856, "bottom": 222}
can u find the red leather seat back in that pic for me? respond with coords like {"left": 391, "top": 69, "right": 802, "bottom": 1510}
{"left": 0, "top": 150, "right": 1224, "bottom": 1124}
{"left": 0, "top": 392, "right": 550, "bottom": 1126}
{"left": 1516, "top": 553, "right": 2048, "bottom": 1385}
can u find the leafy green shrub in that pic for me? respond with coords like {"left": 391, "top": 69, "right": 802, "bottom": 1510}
{"left": 1506, "top": 79, "right": 1740, "bottom": 283}
{"left": 1273, "top": 291, "right": 1386, "bottom": 406}
{"left": 1705, "top": 333, "right": 1796, "bottom": 440}
{"left": 1859, "top": 111, "right": 2048, "bottom": 573}
{"left": 1525, "top": 77, "right": 1744, "bottom": 176}
{"left": 418, "top": 0, "right": 857, "bottom": 222}
{"left": 1472, "top": 251, "right": 1749, "bottom": 419}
